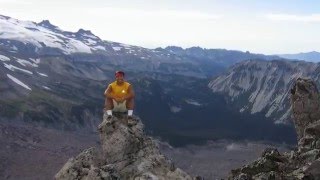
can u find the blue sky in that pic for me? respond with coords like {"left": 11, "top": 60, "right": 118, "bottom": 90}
{"left": 0, "top": 0, "right": 320, "bottom": 54}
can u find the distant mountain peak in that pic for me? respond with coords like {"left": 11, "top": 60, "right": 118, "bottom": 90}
{"left": 165, "top": 46, "right": 184, "bottom": 51}
{"left": 0, "top": 14, "right": 10, "bottom": 20}
{"left": 77, "top": 28, "right": 92, "bottom": 34}
{"left": 186, "top": 46, "right": 204, "bottom": 51}
{"left": 76, "top": 28, "right": 99, "bottom": 39}
{"left": 38, "top": 20, "right": 58, "bottom": 29}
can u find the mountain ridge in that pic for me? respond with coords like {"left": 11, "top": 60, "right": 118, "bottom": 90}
{"left": 209, "top": 59, "right": 319, "bottom": 124}
{"left": 278, "top": 51, "right": 320, "bottom": 62}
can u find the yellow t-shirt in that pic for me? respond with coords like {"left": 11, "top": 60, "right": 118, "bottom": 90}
{"left": 109, "top": 81, "right": 131, "bottom": 98}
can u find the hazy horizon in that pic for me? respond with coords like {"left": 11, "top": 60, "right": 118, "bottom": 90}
{"left": 1, "top": 0, "right": 320, "bottom": 54}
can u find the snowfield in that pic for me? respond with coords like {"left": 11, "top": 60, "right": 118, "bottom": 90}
{"left": 0, "top": 16, "right": 100, "bottom": 54}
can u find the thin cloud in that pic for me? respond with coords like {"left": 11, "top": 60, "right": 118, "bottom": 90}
{"left": 86, "top": 7, "right": 222, "bottom": 21}
{"left": 0, "top": 0, "right": 32, "bottom": 5}
{"left": 266, "top": 13, "right": 320, "bottom": 22}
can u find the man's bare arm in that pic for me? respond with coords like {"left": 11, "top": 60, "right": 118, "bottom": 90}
{"left": 104, "top": 85, "right": 114, "bottom": 99}
{"left": 124, "top": 85, "right": 135, "bottom": 100}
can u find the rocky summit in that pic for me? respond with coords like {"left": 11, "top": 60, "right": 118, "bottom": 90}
{"left": 55, "top": 113, "right": 192, "bottom": 180}
{"left": 229, "top": 78, "right": 320, "bottom": 180}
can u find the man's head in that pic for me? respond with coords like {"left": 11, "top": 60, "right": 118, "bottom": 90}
{"left": 115, "top": 71, "right": 125, "bottom": 84}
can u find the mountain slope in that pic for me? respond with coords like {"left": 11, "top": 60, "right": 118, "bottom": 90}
{"left": 209, "top": 59, "right": 320, "bottom": 124}
{"left": 165, "top": 46, "right": 280, "bottom": 67}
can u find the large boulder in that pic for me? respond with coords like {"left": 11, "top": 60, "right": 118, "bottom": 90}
{"left": 55, "top": 113, "right": 192, "bottom": 180}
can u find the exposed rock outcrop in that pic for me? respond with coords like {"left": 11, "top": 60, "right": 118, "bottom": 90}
{"left": 55, "top": 113, "right": 192, "bottom": 180}
{"left": 229, "top": 78, "right": 320, "bottom": 180}
{"left": 291, "top": 78, "right": 320, "bottom": 142}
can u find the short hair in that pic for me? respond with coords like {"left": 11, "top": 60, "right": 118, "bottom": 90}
{"left": 115, "top": 71, "right": 125, "bottom": 76}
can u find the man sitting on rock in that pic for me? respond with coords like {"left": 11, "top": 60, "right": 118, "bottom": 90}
{"left": 104, "top": 71, "right": 135, "bottom": 122}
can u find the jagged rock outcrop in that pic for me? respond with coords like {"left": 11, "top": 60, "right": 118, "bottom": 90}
{"left": 291, "top": 78, "right": 320, "bottom": 141}
{"left": 229, "top": 78, "right": 320, "bottom": 180}
{"left": 55, "top": 113, "right": 192, "bottom": 180}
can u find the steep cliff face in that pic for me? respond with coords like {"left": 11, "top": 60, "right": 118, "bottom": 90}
{"left": 209, "top": 60, "right": 317, "bottom": 124}
{"left": 55, "top": 113, "right": 192, "bottom": 180}
{"left": 229, "top": 78, "right": 320, "bottom": 179}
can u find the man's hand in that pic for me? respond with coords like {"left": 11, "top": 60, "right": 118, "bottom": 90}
{"left": 114, "top": 97, "right": 125, "bottom": 103}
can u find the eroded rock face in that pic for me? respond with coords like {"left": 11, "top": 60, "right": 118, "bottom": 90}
{"left": 291, "top": 78, "right": 320, "bottom": 140}
{"left": 55, "top": 113, "right": 192, "bottom": 180}
{"left": 229, "top": 78, "right": 320, "bottom": 180}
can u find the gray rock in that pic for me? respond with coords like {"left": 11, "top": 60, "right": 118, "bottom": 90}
{"left": 291, "top": 78, "right": 320, "bottom": 140}
{"left": 55, "top": 113, "right": 192, "bottom": 180}
{"left": 54, "top": 148, "right": 112, "bottom": 180}
{"left": 304, "top": 159, "right": 320, "bottom": 180}
{"left": 299, "top": 149, "right": 320, "bottom": 163}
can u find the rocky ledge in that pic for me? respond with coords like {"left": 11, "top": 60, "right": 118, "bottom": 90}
{"left": 55, "top": 113, "right": 192, "bottom": 180}
{"left": 229, "top": 78, "right": 320, "bottom": 180}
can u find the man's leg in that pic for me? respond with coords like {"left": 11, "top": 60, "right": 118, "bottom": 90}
{"left": 105, "top": 98, "right": 114, "bottom": 117}
{"left": 126, "top": 97, "right": 134, "bottom": 116}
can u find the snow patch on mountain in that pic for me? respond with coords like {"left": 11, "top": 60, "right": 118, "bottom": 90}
{"left": 0, "top": 55, "right": 10, "bottom": 61}
{"left": 7, "top": 74, "right": 31, "bottom": 90}
{"left": 80, "top": 33, "right": 98, "bottom": 40}
{"left": 42, "top": 86, "right": 51, "bottom": 90}
{"left": 112, "top": 46, "right": 122, "bottom": 51}
{"left": 37, "top": 72, "right": 48, "bottom": 77}
{"left": 170, "top": 106, "right": 182, "bottom": 113}
{"left": 29, "top": 58, "right": 40, "bottom": 64}
{"left": 11, "top": 45, "right": 18, "bottom": 50}
{"left": 4, "top": 63, "right": 33, "bottom": 74}
{"left": 83, "top": 38, "right": 97, "bottom": 46}
{"left": 92, "top": 45, "right": 106, "bottom": 51}
{"left": 239, "top": 106, "right": 248, "bottom": 113}
{"left": 16, "top": 58, "right": 38, "bottom": 67}
{"left": 185, "top": 99, "right": 202, "bottom": 106}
